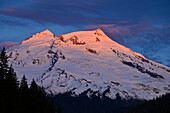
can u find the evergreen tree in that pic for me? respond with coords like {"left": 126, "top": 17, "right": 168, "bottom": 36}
{"left": 29, "top": 79, "right": 55, "bottom": 113}
{"left": 20, "top": 75, "right": 29, "bottom": 93}
{"left": 0, "top": 48, "right": 6, "bottom": 113}
{"left": 0, "top": 47, "right": 9, "bottom": 76}
{"left": 19, "top": 75, "right": 30, "bottom": 113}
{"left": 0, "top": 47, "right": 8, "bottom": 91}
{"left": 5, "top": 65, "right": 19, "bottom": 91}
{"left": 116, "top": 93, "right": 121, "bottom": 102}
{"left": 0, "top": 48, "right": 19, "bottom": 113}
{"left": 0, "top": 48, "right": 10, "bottom": 113}
{"left": 30, "top": 79, "right": 39, "bottom": 94}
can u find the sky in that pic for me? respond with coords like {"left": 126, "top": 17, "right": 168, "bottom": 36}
{"left": 0, "top": 0, "right": 170, "bottom": 67}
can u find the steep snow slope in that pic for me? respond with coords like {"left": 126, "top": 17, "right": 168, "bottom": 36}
{"left": 7, "top": 29, "right": 57, "bottom": 82}
{"left": 7, "top": 29, "right": 170, "bottom": 100}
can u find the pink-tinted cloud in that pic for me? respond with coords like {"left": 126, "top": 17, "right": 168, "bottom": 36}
{"left": 100, "top": 24, "right": 116, "bottom": 27}
{"left": 2, "top": 0, "right": 169, "bottom": 26}
{"left": 0, "top": 42, "right": 19, "bottom": 50}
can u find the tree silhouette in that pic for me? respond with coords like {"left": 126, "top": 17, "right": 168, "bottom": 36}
{"left": 6, "top": 65, "right": 19, "bottom": 92}
{"left": 20, "top": 75, "right": 29, "bottom": 93}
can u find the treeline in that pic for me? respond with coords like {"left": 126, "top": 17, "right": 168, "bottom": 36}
{"left": 54, "top": 89, "right": 170, "bottom": 113}
{"left": 0, "top": 48, "right": 55, "bottom": 113}
{"left": 125, "top": 93, "right": 170, "bottom": 113}
{"left": 54, "top": 91, "right": 170, "bottom": 113}
{"left": 53, "top": 90, "right": 142, "bottom": 113}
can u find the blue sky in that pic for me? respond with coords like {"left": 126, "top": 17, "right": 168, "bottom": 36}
{"left": 0, "top": 0, "right": 170, "bottom": 66}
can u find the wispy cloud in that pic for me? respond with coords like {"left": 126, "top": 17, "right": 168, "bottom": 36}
{"left": 0, "top": 42, "right": 19, "bottom": 50}
{"left": 1, "top": 0, "right": 170, "bottom": 26}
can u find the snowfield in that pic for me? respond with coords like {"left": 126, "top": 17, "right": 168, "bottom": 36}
{"left": 7, "top": 29, "right": 170, "bottom": 100}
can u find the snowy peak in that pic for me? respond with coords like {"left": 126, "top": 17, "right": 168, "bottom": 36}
{"left": 7, "top": 29, "right": 170, "bottom": 100}
{"left": 40, "top": 29, "right": 54, "bottom": 36}
{"left": 33, "top": 29, "right": 54, "bottom": 37}
{"left": 95, "top": 28, "right": 114, "bottom": 42}
{"left": 95, "top": 28, "right": 106, "bottom": 36}
{"left": 58, "top": 28, "right": 113, "bottom": 44}
{"left": 20, "top": 29, "right": 56, "bottom": 45}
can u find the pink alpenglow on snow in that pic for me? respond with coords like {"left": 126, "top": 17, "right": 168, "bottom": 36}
{"left": 6, "top": 29, "right": 170, "bottom": 100}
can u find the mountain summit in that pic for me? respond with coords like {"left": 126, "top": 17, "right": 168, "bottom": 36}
{"left": 20, "top": 29, "right": 55, "bottom": 45}
{"left": 7, "top": 29, "right": 170, "bottom": 100}
{"left": 41, "top": 29, "right": 54, "bottom": 35}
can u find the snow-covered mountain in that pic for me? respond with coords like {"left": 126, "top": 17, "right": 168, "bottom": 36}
{"left": 7, "top": 29, "right": 170, "bottom": 100}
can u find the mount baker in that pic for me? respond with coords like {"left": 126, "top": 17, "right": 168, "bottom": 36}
{"left": 6, "top": 29, "right": 170, "bottom": 100}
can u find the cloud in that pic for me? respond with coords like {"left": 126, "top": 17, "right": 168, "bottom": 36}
{"left": 0, "top": 42, "right": 19, "bottom": 50}
{"left": 0, "top": 18, "right": 28, "bottom": 26}
{"left": 1, "top": 0, "right": 170, "bottom": 26}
